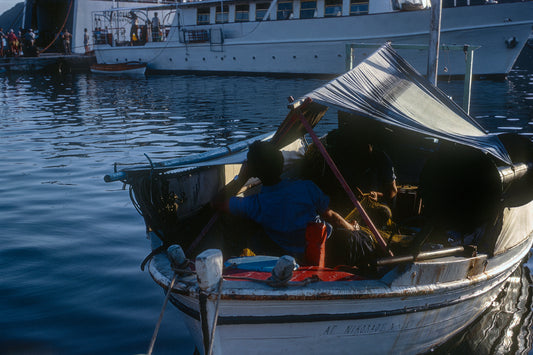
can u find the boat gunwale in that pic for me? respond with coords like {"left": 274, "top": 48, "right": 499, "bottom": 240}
{"left": 165, "top": 264, "right": 513, "bottom": 325}
{"left": 147, "top": 231, "right": 533, "bottom": 301}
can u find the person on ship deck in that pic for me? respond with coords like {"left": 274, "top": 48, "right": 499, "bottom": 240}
{"left": 151, "top": 12, "right": 161, "bottom": 42}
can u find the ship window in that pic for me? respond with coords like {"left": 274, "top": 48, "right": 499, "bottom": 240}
{"left": 183, "top": 29, "right": 209, "bottom": 43}
{"left": 325, "top": 0, "right": 343, "bottom": 17}
{"left": 350, "top": 0, "right": 368, "bottom": 15}
{"left": 216, "top": 5, "right": 229, "bottom": 23}
{"left": 236, "top": 4, "right": 249, "bottom": 22}
{"left": 300, "top": 0, "right": 317, "bottom": 18}
{"left": 197, "top": 7, "right": 210, "bottom": 25}
{"left": 256, "top": 3, "right": 270, "bottom": 21}
{"left": 277, "top": 1, "right": 293, "bottom": 20}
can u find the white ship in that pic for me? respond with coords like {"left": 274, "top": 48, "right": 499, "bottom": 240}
{"left": 90, "top": 0, "right": 533, "bottom": 77}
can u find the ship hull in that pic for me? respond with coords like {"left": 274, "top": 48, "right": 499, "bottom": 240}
{"left": 94, "top": 2, "right": 533, "bottom": 76}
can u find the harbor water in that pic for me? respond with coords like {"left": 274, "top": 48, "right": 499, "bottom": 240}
{"left": 0, "top": 53, "right": 532, "bottom": 354}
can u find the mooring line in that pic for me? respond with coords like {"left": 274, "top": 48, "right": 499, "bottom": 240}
{"left": 147, "top": 272, "right": 178, "bottom": 355}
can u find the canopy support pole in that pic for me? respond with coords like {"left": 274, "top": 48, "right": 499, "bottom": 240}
{"left": 463, "top": 46, "right": 474, "bottom": 115}
{"left": 294, "top": 107, "right": 392, "bottom": 256}
{"left": 345, "top": 45, "right": 354, "bottom": 73}
{"left": 427, "top": 0, "right": 442, "bottom": 86}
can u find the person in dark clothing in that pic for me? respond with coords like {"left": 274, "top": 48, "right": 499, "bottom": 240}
{"left": 213, "top": 140, "right": 380, "bottom": 267}
{"left": 151, "top": 12, "right": 161, "bottom": 41}
{"left": 329, "top": 129, "right": 397, "bottom": 203}
{"left": 304, "top": 128, "right": 397, "bottom": 228}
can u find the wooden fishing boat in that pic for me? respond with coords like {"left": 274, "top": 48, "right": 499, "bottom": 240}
{"left": 90, "top": 62, "right": 146, "bottom": 75}
{"left": 104, "top": 44, "right": 533, "bottom": 354}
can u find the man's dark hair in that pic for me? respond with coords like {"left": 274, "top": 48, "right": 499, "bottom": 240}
{"left": 247, "top": 140, "right": 283, "bottom": 185}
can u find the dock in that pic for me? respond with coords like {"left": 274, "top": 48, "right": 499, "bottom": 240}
{"left": 0, "top": 53, "right": 96, "bottom": 74}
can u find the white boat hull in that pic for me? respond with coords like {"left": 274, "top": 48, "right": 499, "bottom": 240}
{"left": 90, "top": 65, "right": 146, "bottom": 75}
{"left": 94, "top": 2, "right": 533, "bottom": 76}
{"left": 172, "top": 287, "right": 499, "bottom": 355}
{"left": 149, "top": 199, "right": 533, "bottom": 354}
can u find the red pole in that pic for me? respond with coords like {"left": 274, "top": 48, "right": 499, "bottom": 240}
{"left": 295, "top": 108, "right": 392, "bottom": 256}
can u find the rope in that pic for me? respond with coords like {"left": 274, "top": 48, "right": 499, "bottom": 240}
{"left": 39, "top": 0, "right": 73, "bottom": 54}
{"left": 147, "top": 272, "right": 178, "bottom": 355}
{"left": 129, "top": 184, "right": 144, "bottom": 217}
{"left": 145, "top": 251, "right": 194, "bottom": 355}
{"left": 128, "top": 170, "right": 178, "bottom": 247}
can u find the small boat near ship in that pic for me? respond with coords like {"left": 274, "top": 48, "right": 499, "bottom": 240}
{"left": 91, "top": 0, "right": 533, "bottom": 77}
{"left": 90, "top": 61, "right": 147, "bottom": 75}
{"left": 105, "top": 43, "right": 533, "bottom": 354}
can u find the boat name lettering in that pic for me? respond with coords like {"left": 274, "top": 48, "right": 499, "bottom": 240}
{"left": 322, "top": 322, "right": 400, "bottom": 335}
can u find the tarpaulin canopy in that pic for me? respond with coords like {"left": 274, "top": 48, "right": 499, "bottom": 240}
{"left": 298, "top": 43, "right": 512, "bottom": 165}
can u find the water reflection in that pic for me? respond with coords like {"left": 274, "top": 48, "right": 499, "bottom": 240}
{"left": 0, "top": 68, "right": 532, "bottom": 354}
{"left": 433, "top": 260, "right": 533, "bottom": 354}
{"left": 0, "top": 73, "right": 332, "bottom": 167}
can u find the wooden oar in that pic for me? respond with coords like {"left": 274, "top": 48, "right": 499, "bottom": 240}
{"left": 186, "top": 211, "right": 221, "bottom": 255}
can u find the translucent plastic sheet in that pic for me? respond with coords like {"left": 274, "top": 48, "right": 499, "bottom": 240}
{"left": 494, "top": 200, "right": 533, "bottom": 255}
{"left": 304, "top": 43, "right": 512, "bottom": 165}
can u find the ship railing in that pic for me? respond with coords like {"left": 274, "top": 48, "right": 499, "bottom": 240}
{"left": 93, "top": 27, "right": 128, "bottom": 45}
{"left": 93, "top": 24, "right": 173, "bottom": 47}
{"left": 92, "top": 5, "right": 176, "bottom": 47}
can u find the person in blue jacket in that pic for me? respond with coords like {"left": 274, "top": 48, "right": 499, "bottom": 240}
{"left": 213, "top": 140, "right": 377, "bottom": 266}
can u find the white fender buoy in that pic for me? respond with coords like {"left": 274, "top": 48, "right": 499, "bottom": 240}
{"left": 196, "top": 249, "right": 223, "bottom": 292}
{"left": 195, "top": 249, "right": 223, "bottom": 355}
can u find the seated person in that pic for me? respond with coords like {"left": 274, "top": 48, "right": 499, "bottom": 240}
{"left": 304, "top": 129, "right": 397, "bottom": 227}
{"left": 212, "top": 140, "right": 380, "bottom": 267}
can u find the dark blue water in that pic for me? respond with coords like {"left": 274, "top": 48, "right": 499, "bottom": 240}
{"left": 0, "top": 54, "right": 531, "bottom": 354}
